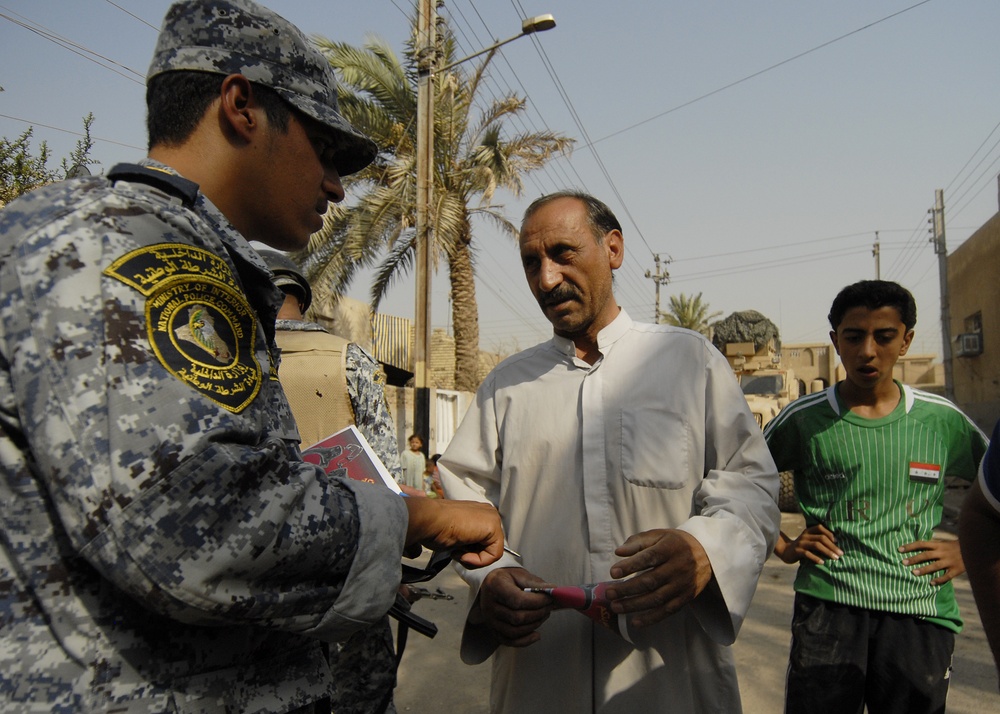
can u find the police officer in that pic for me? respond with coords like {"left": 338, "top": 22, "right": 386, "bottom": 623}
{"left": 0, "top": 1, "right": 503, "bottom": 711}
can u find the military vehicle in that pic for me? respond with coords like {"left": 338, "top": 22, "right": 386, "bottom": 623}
{"left": 712, "top": 311, "right": 803, "bottom": 512}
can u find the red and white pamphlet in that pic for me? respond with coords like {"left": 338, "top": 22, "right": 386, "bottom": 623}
{"left": 302, "top": 425, "right": 402, "bottom": 495}
{"left": 526, "top": 580, "right": 633, "bottom": 643}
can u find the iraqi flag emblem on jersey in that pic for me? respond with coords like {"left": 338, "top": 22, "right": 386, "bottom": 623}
{"left": 909, "top": 462, "right": 941, "bottom": 484}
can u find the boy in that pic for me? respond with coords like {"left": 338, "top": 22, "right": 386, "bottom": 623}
{"left": 764, "top": 280, "right": 988, "bottom": 714}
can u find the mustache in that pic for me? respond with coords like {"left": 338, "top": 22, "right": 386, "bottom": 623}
{"left": 539, "top": 285, "right": 581, "bottom": 307}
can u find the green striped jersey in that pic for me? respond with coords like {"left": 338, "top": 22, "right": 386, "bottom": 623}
{"left": 764, "top": 382, "right": 988, "bottom": 632}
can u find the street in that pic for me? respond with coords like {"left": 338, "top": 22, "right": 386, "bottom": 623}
{"left": 393, "top": 487, "right": 999, "bottom": 712}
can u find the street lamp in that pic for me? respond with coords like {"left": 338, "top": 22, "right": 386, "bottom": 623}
{"left": 435, "top": 15, "right": 557, "bottom": 74}
{"left": 413, "top": 3, "right": 555, "bottom": 453}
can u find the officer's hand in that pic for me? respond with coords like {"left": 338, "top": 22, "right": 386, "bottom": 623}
{"left": 606, "top": 529, "right": 713, "bottom": 628}
{"left": 900, "top": 538, "right": 965, "bottom": 585}
{"left": 404, "top": 497, "right": 503, "bottom": 568}
{"left": 476, "top": 567, "right": 553, "bottom": 647}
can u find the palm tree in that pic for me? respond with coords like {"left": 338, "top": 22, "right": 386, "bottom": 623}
{"left": 662, "top": 292, "right": 721, "bottom": 337}
{"left": 300, "top": 20, "right": 573, "bottom": 391}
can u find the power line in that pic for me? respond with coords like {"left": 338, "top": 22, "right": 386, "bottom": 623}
{"left": 0, "top": 112, "right": 145, "bottom": 152}
{"left": 585, "top": 0, "right": 936, "bottom": 149}
{"left": 0, "top": 7, "right": 145, "bottom": 85}
{"left": 669, "top": 245, "right": 871, "bottom": 283}
{"left": 101, "top": 0, "right": 159, "bottom": 31}
{"left": 453, "top": 2, "right": 583, "bottom": 192}
{"left": 943, "top": 117, "right": 1000, "bottom": 196}
{"left": 884, "top": 212, "right": 933, "bottom": 283}
{"left": 673, "top": 230, "right": 887, "bottom": 263}
{"left": 436, "top": 0, "right": 650, "bottom": 312}
{"left": 948, "top": 149, "right": 1000, "bottom": 221}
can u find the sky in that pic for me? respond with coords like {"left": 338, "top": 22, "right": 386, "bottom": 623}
{"left": 3, "top": 0, "right": 1000, "bottom": 359}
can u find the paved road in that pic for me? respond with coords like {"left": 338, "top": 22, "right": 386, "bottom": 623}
{"left": 393, "top": 485, "right": 999, "bottom": 712}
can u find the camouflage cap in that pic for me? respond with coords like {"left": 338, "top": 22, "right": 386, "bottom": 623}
{"left": 148, "top": 0, "right": 377, "bottom": 175}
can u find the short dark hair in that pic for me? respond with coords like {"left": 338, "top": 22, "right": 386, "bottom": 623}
{"left": 828, "top": 280, "right": 917, "bottom": 331}
{"left": 146, "top": 71, "right": 292, "bottom": 149}
{"left": 522, "top": 191, "right": 622, "bottom": 243}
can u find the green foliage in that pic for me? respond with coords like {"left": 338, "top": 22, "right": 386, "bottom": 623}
{"left": 303, "top": 18, "right": 573, "bottom": 390}
{"left": 662, "top": 292, "right": 722, "bottom": 336}
{"left": 1, "top": 114, "right": 99, "bottom": 206}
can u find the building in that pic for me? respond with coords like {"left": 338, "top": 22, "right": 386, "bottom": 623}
{"left": 781, "top": 343, "right": 943, "bottom": 396}
{"left": 309, "top": 295, "right": 503, "bottom": 454}
{"left": 947, "top": 210, "right": 1000, "bottom": 430}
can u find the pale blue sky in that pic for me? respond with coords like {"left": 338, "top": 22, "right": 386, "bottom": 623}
{"left": 3, "top": 0, "right": 999, "bottom": 357}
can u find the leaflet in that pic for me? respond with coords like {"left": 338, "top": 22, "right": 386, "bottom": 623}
{"left": 302, "top": 424, "right": 402, "bottom": 494}
{"left": 526, "top": 580, "right": 633, "bottom": 643}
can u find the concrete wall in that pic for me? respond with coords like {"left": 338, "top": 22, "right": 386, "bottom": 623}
{"left": 782, "top": 343, "right": 943, "bottom": 395}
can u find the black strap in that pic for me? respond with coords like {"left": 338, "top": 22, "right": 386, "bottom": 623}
{"left": 107, "top": 163, "right": 200, "bottom": 207}
{"left": 389, "top": 590, "right": 438, "bottom": 665}
{"left": 389, "top": 549, "right": 455, "bottom": 664}
{"left": 400, "top": 548, "right": 453, "bottom": 584}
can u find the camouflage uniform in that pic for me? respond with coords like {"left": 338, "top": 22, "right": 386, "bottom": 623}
{"left": 274, "top": 319, "right": 403, "bottom": 714}
{"left": 0, "top": 161, "right": 407, "bottom": 712}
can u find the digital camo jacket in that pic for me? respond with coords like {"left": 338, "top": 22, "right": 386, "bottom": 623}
{"left": 0, "top": 163, "right": 408, "bottom": 713}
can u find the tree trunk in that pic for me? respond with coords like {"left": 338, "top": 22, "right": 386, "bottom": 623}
{"left": 449, "top": 240, "right": 480, "bottom": 392}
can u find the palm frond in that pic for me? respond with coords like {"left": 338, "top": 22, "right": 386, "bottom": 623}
{"left": 302, "top": 18, "right": 573, "bottom": 387}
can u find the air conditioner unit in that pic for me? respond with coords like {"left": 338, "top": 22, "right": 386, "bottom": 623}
{"left": 955, "top": 332, "right": 983, "bottom": 358}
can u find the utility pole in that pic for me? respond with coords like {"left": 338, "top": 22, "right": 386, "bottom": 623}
{"left": 411, "top": 4, "right": 554, "bottom": 452}
{"left": 929, "top": 189, "right": 954, "bottom": 400}
{"left": 413, "top": 0, "right": 435, "bottom": 453}
{"left": 872, "top": 231, "right": 880, "bottom": 279}
{"left": 644, "top": 254, "right": 671, "bottom": 324}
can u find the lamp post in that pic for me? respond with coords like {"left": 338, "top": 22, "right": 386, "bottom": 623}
{"left": 412, "top": 3, "right": 555, "bottom": 453}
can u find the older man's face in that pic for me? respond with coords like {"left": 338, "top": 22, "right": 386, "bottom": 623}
{"left": 519, "top": 197, "right": 623, "bottom": 341}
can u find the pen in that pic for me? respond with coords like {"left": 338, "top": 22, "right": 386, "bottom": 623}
{"left": 504, "top": 545, "right": 521, "bottom": 558}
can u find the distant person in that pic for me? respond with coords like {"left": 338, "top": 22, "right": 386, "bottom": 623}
{"left": 400, "top": 434, "right": 426, "bottom": 492}
{"left": 765, "top": 280, "right": 988, "bottom": 714}
{"left": 439, "top": 191, "right": 780, "bottom": 713}
{"left": 424, "top": 453, "right": 444, "bottom": 498}
{"left": 260, "top": 248, "right": 406, "bottom": 713}
{"left": 0, "top": 1, "right": 503, "bottom": 709}
{"left": 960, "top": 418, "right": 1000, "bottom": 682}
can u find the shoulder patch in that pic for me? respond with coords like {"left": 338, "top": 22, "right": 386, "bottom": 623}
{"left": 104, "top": 243, "right": 262, "bottom": 413}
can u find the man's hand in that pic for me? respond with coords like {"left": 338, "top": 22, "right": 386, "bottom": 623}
{"left": 404, "top": 498, "right": 503, "bottom": 568}
{"left": 900, "top": 538, "right": 965, "bottom": 586}
{"left": 775, "top": 525, "right": 843, "bottom": 565}
{"left": 476, "top": 567, "right": 554, "bottom": 647}
{"left": 605, "top": 529, "right": 713, "bottom": 628}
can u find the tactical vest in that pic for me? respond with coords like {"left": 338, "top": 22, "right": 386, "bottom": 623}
{"left": 274, "top": 330, "right": 355, "bottom": 448}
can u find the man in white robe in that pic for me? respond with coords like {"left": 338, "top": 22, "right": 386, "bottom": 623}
{"left": 439, "top": 191, "right": 780, "bottom": 713}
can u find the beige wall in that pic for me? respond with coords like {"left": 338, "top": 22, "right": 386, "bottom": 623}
{"left": 308, "top": 295, "right": 373, "bottom": 352}
{"left": 782, "top": 343, "right": 837, "bottom": 390}
{"left": 948, "top": 212, "right": 1000, "bottom": 430}
{"left": 782, "top": 343, "right": 944, "bottom": 396}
